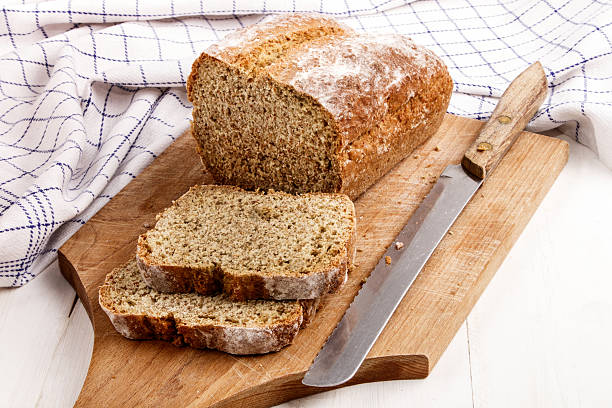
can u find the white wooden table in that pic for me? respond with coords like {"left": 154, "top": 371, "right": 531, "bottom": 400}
{"left": 2, "top": 132, "right": 611, "bottom": 408}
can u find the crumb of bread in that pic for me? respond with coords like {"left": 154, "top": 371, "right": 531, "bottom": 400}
{"left": 385, "top": 256, "right": 392, "bottom": 265}
{"left": 99, "top": 260, "right": 315, "bottom": 354}
{"left": 138, "top": 185, "right": 355, "bottom": 300}
{"left": 395, "top": 241, "right": 404, "bottom": 250}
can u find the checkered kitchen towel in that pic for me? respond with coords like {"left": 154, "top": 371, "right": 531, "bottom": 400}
{"left": 2, "top": 0, "right": 611, "bottom": 286}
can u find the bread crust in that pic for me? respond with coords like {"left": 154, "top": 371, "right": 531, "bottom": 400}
{"left": 98, "top": 266, "right": 320, "bottom": 355}
{"left": 135, "top": 190, "right": 356, "bottom": 301}
{"left": 187, "top": 13, "right": 453, "bottom": 200}
{"left": 337, "top": 78, "right": 451, "bottom": 199}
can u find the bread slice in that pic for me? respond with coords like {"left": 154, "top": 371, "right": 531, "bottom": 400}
{"left": 136, "top": 185, "right": 356, "bottom": 300}
{"left": 187, "top": 13, "right": 452, "bottom": 199}
{"left": 99, "top": 260, "right": 318, "bottom": 355}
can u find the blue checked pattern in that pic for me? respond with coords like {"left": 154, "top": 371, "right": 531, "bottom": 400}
{"left": 1, "top": 0, "right": 611, "bottom": 287}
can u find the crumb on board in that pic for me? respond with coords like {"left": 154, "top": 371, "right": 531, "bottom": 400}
{"left": 143, "top": 222, "right": 151, "bottom": 229}
{"left": 434, "top": 146, "right": 441, "bottom": 152}
{"left": 356, "top": 248, "right": 363, "bottom": 252}
{"left": 395, "top": 241, "right": 404, "bottom": 250}
{"left": 448, "top": 230, "right": 454, "bottom": 235}
{"left": 414, "top": 154, "right": 420, "bottom": 159}
{"left": 385, "top": 256, "right": 392, "bottom": 265}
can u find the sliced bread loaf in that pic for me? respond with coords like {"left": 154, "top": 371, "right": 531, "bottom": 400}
{"left": 136, "top": 185, "right": 356, "bottom": 300}
{"left": 187, "top": 13, "right": 453, "bottom": 199}
{"left": 99, "top": 260, "right": 318, "bottom": 355}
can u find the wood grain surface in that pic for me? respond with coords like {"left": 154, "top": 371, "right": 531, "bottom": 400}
{"left": 58, "top": 114, "right": 568, "bottom": 408}
{"left": 461, "top": 62, "right": 548, "bottom": 179}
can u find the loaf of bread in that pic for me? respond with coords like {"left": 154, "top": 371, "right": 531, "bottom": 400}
{"left": 187, "top": 13, "right": 452, "bottom": 199}
{"left": 99, "top": 260, "right": 318, "bottom": 354}
{"left": 136, "top": 185, "right": 356, "bottom": 300}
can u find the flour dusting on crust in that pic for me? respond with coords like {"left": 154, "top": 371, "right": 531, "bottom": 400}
{"left": 268, "top": 33, "right": 443, "bottom": 144}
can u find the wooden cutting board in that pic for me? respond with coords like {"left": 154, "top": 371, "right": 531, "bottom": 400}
{"left": 59, "top": 114, "right": 568, "bottom": 407}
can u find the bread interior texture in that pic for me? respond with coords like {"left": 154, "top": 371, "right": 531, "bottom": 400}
{"left": 102, "top": 260, "right": 303, "bottom": 328}
{"left": 191, "top": 59, "right": 340, "bottom": 194}
{"left": 140, "top": 186, "right": 354, "bottom": 278}
{"left": 189, "top": 20, "right": 350, "bottom": 195}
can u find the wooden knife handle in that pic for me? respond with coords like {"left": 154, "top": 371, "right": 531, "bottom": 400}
{"left": 461, "top": 62, "right": 548, "bottom": 179}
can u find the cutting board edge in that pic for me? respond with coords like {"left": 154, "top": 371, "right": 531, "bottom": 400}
{"left": 208, "top": 354, "right": 430, "bottom": 408}
{"left": 59, "top": 250, "right": 94, "bottom": 322}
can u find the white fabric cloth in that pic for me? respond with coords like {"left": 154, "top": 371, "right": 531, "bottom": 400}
{"left": 1, "top": 0, "right": 611, "bottom": 286}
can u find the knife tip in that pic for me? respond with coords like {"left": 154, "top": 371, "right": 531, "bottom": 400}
{"left": 301, "top": 370, "right": 355, "bottom": 388}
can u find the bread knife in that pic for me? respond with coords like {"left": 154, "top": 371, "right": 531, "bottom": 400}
{"left": 302, "top": 62, "right": 548, "bottom": 387}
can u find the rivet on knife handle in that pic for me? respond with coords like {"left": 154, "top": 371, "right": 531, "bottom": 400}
{"left": 461, "top": 61, "right": 548, "bottom": 179}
